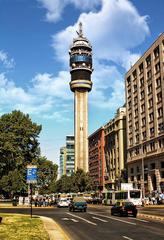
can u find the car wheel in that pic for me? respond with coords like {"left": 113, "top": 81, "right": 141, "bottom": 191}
{"left": 111, "top": 211, "right": 114, "bottom": 216}
{"left": 133, "top": 213, "right": 137, "bottom": 218}
{"left": 84, "top": 209, "right": 86, "bottom": 212}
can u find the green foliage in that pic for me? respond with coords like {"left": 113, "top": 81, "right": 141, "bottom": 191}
{"left": 0, "top": 110, "right": 58, "bottom": 197}
{"left": 53, "top": 168, "right": 94, "bottom": 193}
{"left": 37, "top": 156, "right": 58, "bottom": 194}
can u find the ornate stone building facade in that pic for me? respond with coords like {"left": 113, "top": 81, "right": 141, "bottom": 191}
{"left": 125, "top": 33, "right": 164, "bottom": 195}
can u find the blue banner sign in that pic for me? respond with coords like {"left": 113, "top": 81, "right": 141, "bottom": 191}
{"left": 26, "top": 165, "right": 37, "bottom": 183}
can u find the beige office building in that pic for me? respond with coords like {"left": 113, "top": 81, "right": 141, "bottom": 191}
{"left": 125, "top": 33, "right": 164, "bottom": 195}
{"left": 104, "top": 107, "right": 127, "bottom": 190}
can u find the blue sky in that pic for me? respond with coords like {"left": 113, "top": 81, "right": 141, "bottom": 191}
{"left": 0, "top": 0, "right": 163, "bottom": 166}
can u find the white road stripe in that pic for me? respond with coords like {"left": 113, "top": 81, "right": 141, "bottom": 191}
{"left": 92, "top": 216, "right": 108, "bottom": 222}
{"left": 88, "top": 212, "right": 136, "bottom": 225}
{"left": 123, "top": 236, "right": 134, "bottom": 240}
{"left": 62, "top": 218, "right": 69, "bottom": 221}
{"left": 67, "top": 213, "right": 97, "bottom": 226}
{"left": 71, "top": 218, "right": 79, "bottom": 223}
{"left": 128, "top": 217, "right": 149, "bottom": 223}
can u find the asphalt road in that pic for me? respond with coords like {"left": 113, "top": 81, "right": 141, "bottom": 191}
{"left": 0, "top": 206, "right": 164, "bottom": 240}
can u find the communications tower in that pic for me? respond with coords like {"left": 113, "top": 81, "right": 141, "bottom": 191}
{"left": 69, "top": 23, "right": 93, "bottom": 172}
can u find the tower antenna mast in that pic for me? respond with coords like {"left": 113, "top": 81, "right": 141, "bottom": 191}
{"left": 79, "top": 22, "right": 83, "bottom": 37}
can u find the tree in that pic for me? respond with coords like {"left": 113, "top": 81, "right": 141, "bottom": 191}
{"left": 37, "top": 156, "right": 58, "bottom": 194}
{"left": 53, "top": 169, "right": 94, "bottom": 193}
{"left": 0, "top": 110, "right": 42, "bottom": 176}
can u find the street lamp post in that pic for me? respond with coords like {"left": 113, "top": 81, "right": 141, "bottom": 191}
{"left": 141, "top": 155, "right": 145, "bottom": 199}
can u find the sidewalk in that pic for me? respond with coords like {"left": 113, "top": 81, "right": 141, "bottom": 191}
{"left": 41, "top": 216, "right": 71, "bottom": 240}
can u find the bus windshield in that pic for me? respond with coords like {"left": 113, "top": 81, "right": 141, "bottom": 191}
{"left": 130, "top": 190, "right": 141, "bottom": 198}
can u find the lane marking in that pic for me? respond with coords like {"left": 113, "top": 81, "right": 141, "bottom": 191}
{"left": 123, "top": 236, "right": 134, "bottom": 240}
{"left": 128, "top": 217, "right": 149, "bottom": 223}
{"left": 67, "top": 213, "right": 97, "bottom": 226}
{"left": 71, "top": 218, "right": 79, "bottom": 223}
{"left": 88, "top": 212, "right": 136, "bottom": 225}
{"left": 62, "top": 218, "right": 69, "bottom": 221}
{"left": 92, "top": 216, "right": 108, "bottom": 222}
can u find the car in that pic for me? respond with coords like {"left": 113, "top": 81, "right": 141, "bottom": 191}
{"left": 69, "top": 196, "right": 87, "bottom": 212}
{"left": 57, "top": 198, "right": 70, "bottom": 208}
{"left": 111, "top": 201, "right": 138, "bottom": 217}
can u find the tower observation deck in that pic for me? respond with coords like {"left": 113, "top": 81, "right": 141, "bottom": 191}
{"left": 69, "top": 22, "right": 93, "bottom": 172}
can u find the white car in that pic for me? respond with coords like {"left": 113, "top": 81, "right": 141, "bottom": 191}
{"left": 57, "top": 199, "right": 70, "bottom": 208}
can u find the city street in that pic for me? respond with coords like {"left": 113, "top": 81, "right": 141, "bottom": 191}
{"left": 1, "top": 205, "right": 164, "bottom": 240}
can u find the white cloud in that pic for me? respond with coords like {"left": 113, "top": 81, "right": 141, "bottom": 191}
{"left": 50, "top": 0, "right": 150, "bottom": 109}
{"left": 0, "top": 50, "right": 15, "bottom": 69}
{"left": 37, "top": 0, "right": 101, "bottom": 22}
{"left": 0, "top": 71, "right": 73, "bottom": 119}
{"left": 52, "top": 0, "right": 149, "bottom": 70}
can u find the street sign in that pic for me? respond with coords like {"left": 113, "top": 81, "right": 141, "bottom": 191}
{"left": 26, "top": 165, "right": 37, "bottom": 184}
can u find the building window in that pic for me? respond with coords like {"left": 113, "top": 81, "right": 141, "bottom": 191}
{"left": 150, "top": 127, "right": 154, "bottom": 136}
{"left": 155, "top": 62, "right": 160, "bottom": 74}
{"left": 143, "top": 144, "right": 147, "bottom": 153}
{"left": 158, "top": 107, "right": 163, "bottom": 118}
{"left": 137, "top": 175, "right": 141, "bottom": 181}
{"left": 127, "top": 76, "right": 131, "bottom": 85}
{"left": 157, "top": 92, "right": 162, "bottom": 102}
{"left": 131, "top": 176, "right": 134, "bottom": 181}
{"left": 139, "top": 62, "right": 144, "bottom": 73}
{"left": 128, "top": 100, "right": 131, "bottom": 109}
{"left": 134, "top": 96, "right": 138, "bottom": 104}
{"left": 135, "top": 134, "right": 139, "bottom": 143}
{"left": 147, "top": 70, "right": 152, "bottom": 79}
{"left": 161, "top": 171, "right": 164, "bottom": 178}
{"left": 132, "top": 70, "right": 137, "bottom": 79}
{"left": 148, "top": 98, "right": 153, "bottom": 108}
{"left": 149, "top": 112, "right": 154, "bottom": 122}
{"left": 142, "top": 131, "right": 146, "bottom": 140}
{"left": 150, "top": 163, "right": 155, "bottom": 169}
{"left": 133, "top": 84, "right": 137, "bottom": 92}
{"left": 135, "top": 109, "right": 138, "bottom": 116}
{"left": 129, "top": 113, "right": 132, "bottom": 120}
{"left": 158, "top": 139, "right": 164, "bottom": 148}
{"left": 130, "top": 168, "right": 134, "bottom": 174}
{"left": 140, "top": 77, "right": 144, "bottom": 87}
{"left": 156, "top": 77, "right": 161, "bottom": 87}
{"left": 150, "top": 142, "right": 155, "bottom": 151}
{"left": 161, "top": 162, "right": 164, "bottom": 168}
{"left": 141, "top": 104, "right": 145, "bottom": 112}
{"left": 148, "top": 84, "right": 152, "bottom": 94}
{"left": 140, "top": 90, "right": 145, "bottom": 99}
{"left": 158, "top": 123, "right": 164, "bottom": 133}
{"left": 142, "top": 117, "right": 146, "bottom": 126}
{"left": 154, "top": 46, "right": 159, "bottom": 58}
{"left": 137, "top": 166, "right": 140, "bottom": 173}
{"left": 135, "top": 122, "right": 139, "bottom": 130}
{"left": 146, "top": 55, "right": 151, "bottom": 67}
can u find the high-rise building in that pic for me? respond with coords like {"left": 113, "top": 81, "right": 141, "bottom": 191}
{"left": 69, "top": 22, "right": 93, "bottom": 172}
{"left": 125, "top": 33, "right": 164, "bottom": 195}
{"left": 104, "top": 107, "right": 127, "bottom": 190}
{"left": 59, "top": 147, "right": 66, "bottom": 177}
{"left": 65, "top": 136, "right": 75, "bottom": 176}
{"left": 88, "top": 127, "right": 105, "bottom": 192}
{"left": 59, "top": 136, "right": 75, "bottom": 177}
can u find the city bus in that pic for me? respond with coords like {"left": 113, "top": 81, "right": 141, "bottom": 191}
{"left": 102, "top": 189, "right": 142, "bottom": 206}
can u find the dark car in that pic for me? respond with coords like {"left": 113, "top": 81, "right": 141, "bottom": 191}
{"left": 111, "top": 201, "right": 137, "bottom": 217}
{"left": 69, "top": 197, "right": 87, "bottom": 212}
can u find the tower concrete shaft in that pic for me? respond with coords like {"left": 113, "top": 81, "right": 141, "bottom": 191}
{"left": 69, "top": 23, "right": 93, "bottom": 172}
